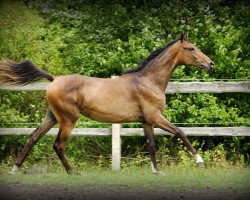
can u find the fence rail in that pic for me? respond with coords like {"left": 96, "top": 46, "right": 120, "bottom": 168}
{"left": 0, "top": 127, "right": 249, "bottom": 136}
{"left": 1, "top": 81, "right": 249, "bottom": 170}
{"left": 0, "top": 81, "right": 249, "bottom": 93}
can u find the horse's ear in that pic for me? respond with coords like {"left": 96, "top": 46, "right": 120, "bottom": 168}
{"left": 179, "top": 33, "right": 188, "bottom": 42}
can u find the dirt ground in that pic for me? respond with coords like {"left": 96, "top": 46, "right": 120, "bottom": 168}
{"left": 0, "top": 181, "right": 249, "bottom": 200}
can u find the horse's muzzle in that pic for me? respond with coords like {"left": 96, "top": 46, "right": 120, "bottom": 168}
{"left": 205, "top": 62, "right": 214, "bottom": 73}
{"left": 209, "top": 62, "right": 214, "bottom": 72}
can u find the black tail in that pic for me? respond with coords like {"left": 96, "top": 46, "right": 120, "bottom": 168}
{"left": 0, "top": 60, "right": 54, "bottom": 85}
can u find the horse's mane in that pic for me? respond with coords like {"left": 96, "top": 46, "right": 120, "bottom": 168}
{"left": 123, "top": 40, "right": 177, "bottom": 74}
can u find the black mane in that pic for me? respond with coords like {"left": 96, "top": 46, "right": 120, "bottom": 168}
{"left": 123, "top": 40, "right": 177, "bottom": 74}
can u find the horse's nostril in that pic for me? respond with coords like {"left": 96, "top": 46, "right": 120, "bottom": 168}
{"left": 210, "top": 62, "right": 214, "bottom": 67}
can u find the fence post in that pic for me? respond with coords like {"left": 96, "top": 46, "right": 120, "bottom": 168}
{"left": 111, "top": 76, "right": 121, "bottom": 170}
{"left": 112, "top": 123, "right": 121, "bottom": 170}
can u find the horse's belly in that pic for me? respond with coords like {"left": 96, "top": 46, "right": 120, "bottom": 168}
{"left": 81, "top": 104, "right": 144, "bottom": 123}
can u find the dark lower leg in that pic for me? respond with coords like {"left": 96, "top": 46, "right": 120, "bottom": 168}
{"left": 173, "top": 127, "right": 197, "bottom": 155}
{"left": 153, "top": 115, "right": 197, "bottom": 155}
{"left": 53, "top": 124, "right": 74, "bottom": 174}
{"left": 15, "top": 129, "right": 39, "bottom": 167}
{"left": 15, "top": 115, "right": 57, "bottom": 167}
{"left": 143, "top": 123, "right": 158, "bottom": 172}
{"left": 153, "top": 114, "right": 204, "bottom": 166}
{"left": 53, "top": 141, "right": 72, "bottom": 173}
{"left": 173, "top": 128, "right": 205, "bottom": 166}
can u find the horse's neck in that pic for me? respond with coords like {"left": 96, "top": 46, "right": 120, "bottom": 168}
{"left": 140, "top": 49, "right": 179, "bottom": 91}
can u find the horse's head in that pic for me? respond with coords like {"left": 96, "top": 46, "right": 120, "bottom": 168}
{"left": 175, "top": 34, "right": 214, "bottom": 72}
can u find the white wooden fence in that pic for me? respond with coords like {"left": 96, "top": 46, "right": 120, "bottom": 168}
{"left": 1, "top": 127, "right": 249, "bottom": 136}
{"left": 0, "top": 81, "right": 249, "bottom": 170}
{"left": 0, "top": 81, "right": 249, "bottom": 93}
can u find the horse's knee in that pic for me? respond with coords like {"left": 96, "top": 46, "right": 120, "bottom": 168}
{"left": 53, "top": 141, "right": 65, "bottom": 155}
{"left": 174, "top": 127, "right": 186, "bottom": 138}
{"left": 146, "top": 140, "right": 156, "bottom": 153}
{"left": 53, "top": 142, "right": 61, "bottom": 154}
{"left": 25, "top": 132, "right": 40, "bottom": 149}
{"left": 53, "top": 142, "right": 57, "bottom": 151}
{"left": 147, "top": 140, "right": 155, "bottom": 148}
{"left": 174, "top": 127, "right": 197, "bottom": 155}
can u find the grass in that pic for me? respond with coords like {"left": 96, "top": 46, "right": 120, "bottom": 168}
{"left": 0, "top": 165, "right": 250, "bottom": 190}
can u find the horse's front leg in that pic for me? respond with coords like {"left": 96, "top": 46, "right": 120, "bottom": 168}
{"left": 149, "top": 114, "right": 205, "bottom": 167}
{"left": 143, "top": 123, "right": 164, "bottom": 175}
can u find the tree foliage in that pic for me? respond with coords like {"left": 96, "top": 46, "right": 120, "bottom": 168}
{"left": 0, "top": 0, "right": 249, "bottom": 168}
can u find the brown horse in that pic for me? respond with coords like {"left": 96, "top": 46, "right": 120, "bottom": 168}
{"left": 0, "top": 34, "right": 214, "bottom": 175}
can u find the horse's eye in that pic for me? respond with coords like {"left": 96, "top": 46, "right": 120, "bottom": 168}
{"left": 188, "top": 47, "right": 195, "bottom": 51}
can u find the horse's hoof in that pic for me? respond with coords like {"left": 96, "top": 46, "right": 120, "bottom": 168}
{"left": 67, "top": 169, "right": 73, "bottom": 175}
{"left": 196, "top": 162, "right": 205, "bottom": 168}
{"left": 9, "top": 165, "right": 19, "bottom": 175}
{"left": 9, "top": 171, "right": 16, "bottom": 175}
{"left": 154, "top": 171, "right": 165, "bottom": 176}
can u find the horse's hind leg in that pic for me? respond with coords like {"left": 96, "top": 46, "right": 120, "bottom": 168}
{"left": 10, "top": 108, "right": 57, "bottom": 174}
{"left": 53, "top": 122, "right": 75, "bottom": 174}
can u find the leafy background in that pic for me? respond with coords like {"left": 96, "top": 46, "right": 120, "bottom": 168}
{"left": 0, "top": 0, "right": 249, "bottom": 169}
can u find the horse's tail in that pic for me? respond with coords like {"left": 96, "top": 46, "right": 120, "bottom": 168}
{"left": 0, "top": 60, "right": 54, "bottom": 85}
